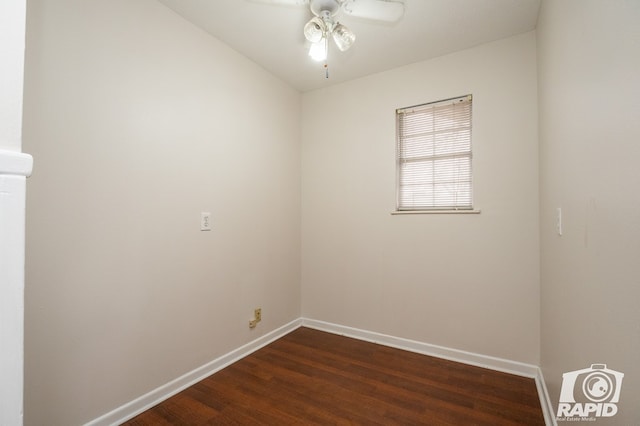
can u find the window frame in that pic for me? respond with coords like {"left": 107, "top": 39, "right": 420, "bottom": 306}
{"left": 395, "top": 94, "right": 478, "bottom": 214}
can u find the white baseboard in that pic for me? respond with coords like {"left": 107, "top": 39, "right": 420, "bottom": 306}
{"left": 534, "top": 367, "right": 558, "bottom": 426}
{"left": 301, "top": 318, "right": 556, "bottom": 426}
{"left": 85, "top": 317, "right": 556, "bottom": 426}
{"left": 86, "top": 318, "right": 302, "bottom": 426}
{"left": 302, "top": 318, "right": 539, "bottom": 376}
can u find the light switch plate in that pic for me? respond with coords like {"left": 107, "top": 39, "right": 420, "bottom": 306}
{"left": 201, "top": 212, "right": 212, "bottom": 231}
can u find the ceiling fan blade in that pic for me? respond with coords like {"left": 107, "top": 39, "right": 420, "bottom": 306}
{"left": 246, "top": 0, "right": 308, "bottom": 6}
{"left": 342, "top": 0, "right": 405, "bottom": 23}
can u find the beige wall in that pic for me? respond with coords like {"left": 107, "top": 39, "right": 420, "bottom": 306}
{"left": 22, "top": 0, "right": 301, "bottom": 424}
{"left": 301, "top": 32, "right": 540, "bottom": 364}
{"left": 538, "top": 0, "right": 640, "bottom": 423}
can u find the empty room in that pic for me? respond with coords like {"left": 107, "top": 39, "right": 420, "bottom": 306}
{"left": 1, "top": 0, "right": 638, "bottom": 424}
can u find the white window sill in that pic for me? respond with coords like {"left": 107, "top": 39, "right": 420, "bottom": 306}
{"left": 391, "top": 209, "right": 481, "bottom": 215}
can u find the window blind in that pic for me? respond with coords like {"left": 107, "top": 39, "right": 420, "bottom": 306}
{"left": 396, "top": 95, "right": 473, "bottom": 210}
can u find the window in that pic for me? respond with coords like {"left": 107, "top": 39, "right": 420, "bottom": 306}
{"left": 396, "top": 95, "right": 473, "bottom": 211}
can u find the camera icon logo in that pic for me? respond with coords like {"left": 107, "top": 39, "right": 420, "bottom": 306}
{"left": 557, "top": 364, "right": 624, "bottom": 419}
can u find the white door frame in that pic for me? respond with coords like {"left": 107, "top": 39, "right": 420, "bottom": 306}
{"left": 1, "top": 1, "right": 32, "bottom": 425}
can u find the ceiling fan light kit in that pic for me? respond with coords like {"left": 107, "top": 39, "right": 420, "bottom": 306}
{"left": 303, "top": 0, "right": 356, "bottom": 63}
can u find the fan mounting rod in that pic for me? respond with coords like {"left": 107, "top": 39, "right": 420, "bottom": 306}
{"left": 310, "top": 0, "right": 341, "bottom": 17}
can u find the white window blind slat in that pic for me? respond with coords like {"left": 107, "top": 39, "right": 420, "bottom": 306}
{"left": 396, "top": 95, "right": 473, "bottom": 211}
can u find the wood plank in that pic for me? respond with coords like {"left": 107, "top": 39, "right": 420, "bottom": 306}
{"left": 122, "top": 327, "right": 544, "bottom": 425}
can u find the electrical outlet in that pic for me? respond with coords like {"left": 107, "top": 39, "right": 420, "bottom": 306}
{"left": 249, "top": 319, "right": 258, "bottom": 329}
{"left": 254, "top": 308, "right": 262, "bottom": 322}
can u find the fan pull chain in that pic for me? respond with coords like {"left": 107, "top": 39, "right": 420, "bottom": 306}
{"left": 324, "top": 35, "right": 329, "bottom": 79}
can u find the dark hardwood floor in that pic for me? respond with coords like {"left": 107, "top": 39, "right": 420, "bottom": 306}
{"left": 122, "top": 327, "right": 545, "bottom": 425}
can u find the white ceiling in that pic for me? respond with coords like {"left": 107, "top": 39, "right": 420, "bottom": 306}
{"left": 157, "top": 0, "right": 541, "bottom": 92}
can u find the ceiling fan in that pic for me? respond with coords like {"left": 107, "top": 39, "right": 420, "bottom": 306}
{"left": 250, "top": 0, "right": 406, "bottom": 63}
